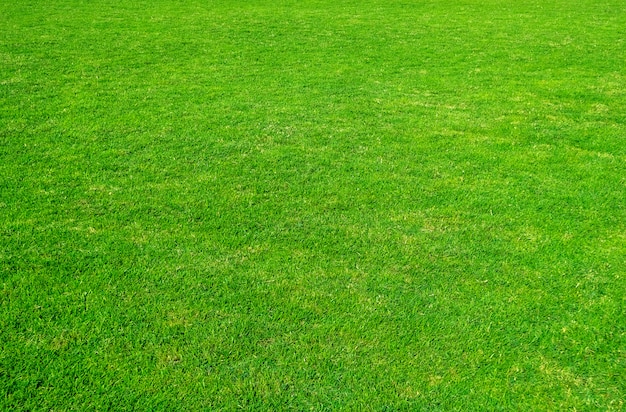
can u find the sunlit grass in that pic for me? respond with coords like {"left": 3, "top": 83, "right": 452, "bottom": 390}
{"left": 1, "top": 0, "right": 625, "bottom": 409}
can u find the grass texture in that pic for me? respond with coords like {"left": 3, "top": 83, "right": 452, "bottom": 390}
{"left": 1, "top": 0, "right": 625, "bottom": 409}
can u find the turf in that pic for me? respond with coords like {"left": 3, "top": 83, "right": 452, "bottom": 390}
{"left": 1, "top": 0, "right": 625, "bottom": 409}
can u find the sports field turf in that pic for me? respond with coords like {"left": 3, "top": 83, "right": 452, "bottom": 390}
{"left": 1, "top": 0, "right": 625, "bottom": 409}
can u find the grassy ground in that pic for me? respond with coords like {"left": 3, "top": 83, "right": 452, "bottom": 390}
{"left": 1, "top": 0, "right": 625, "bottom": 409}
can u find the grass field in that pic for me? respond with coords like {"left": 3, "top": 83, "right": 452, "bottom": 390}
{"left": 1, "top": 0, "right": 625, "bottom": 409}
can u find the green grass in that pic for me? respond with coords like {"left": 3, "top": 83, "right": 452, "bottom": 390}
{"left": 1, "top": 0, "right": 625, "bottom": 409}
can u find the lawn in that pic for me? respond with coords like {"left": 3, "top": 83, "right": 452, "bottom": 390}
{"left": 1, "top": 0, "right": 625, "bottom": 409}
